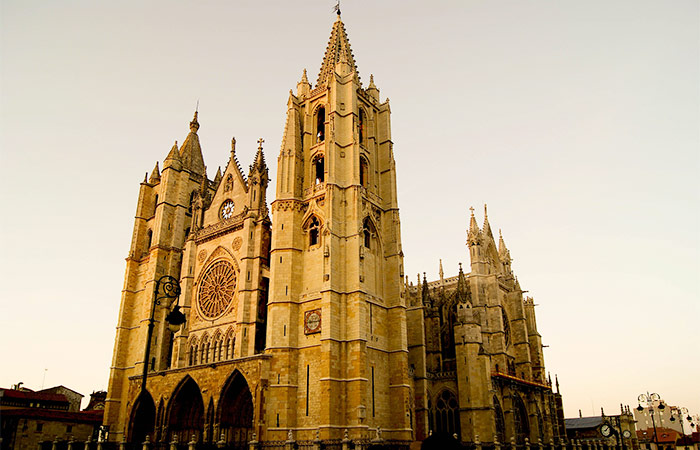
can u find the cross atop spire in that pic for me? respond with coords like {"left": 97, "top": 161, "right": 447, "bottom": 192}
{"left": 257, "top": 138, "right": 265, "bottom": 151}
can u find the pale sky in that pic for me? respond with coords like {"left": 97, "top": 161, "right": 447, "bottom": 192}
{"left": 1, "top": 1, "right": 698, "bottom": 418}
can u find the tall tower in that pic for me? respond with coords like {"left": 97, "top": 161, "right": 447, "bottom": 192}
{"left": 265, "top": 14, "right": 411, "bottom": 441}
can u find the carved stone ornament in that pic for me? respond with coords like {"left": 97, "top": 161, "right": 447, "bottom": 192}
{"left": 224, "top": 174, "right": 233, "bottom": 192}
{"left": 197, "top": 250, "right": 208, "bottom": 263}
{"left": 197, "top": 260, "right": 237, "bottom": 319}
{"left": 232, "top": 237, "right": 243, "bottom": 251}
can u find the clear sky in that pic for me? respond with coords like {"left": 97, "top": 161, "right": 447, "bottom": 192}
{"left": 1, "top": 1, "right": 698, "bottom": 418}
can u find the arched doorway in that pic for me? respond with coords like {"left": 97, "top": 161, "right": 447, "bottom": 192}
{"left": 128, "top": 391, "right": 156, "bottom": 444}
{"left": 167, "top": 376, "right": 204, "bottom": 444}
{"left": 218, "top": 371, "right": 254, "bottom": 449}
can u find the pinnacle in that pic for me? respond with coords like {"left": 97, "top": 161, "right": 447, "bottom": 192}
{"left": 316, "top": 16, "right": 359, "bottom": 87}
{"left": 148, "top": 162, "right": 161, "bottom": 184}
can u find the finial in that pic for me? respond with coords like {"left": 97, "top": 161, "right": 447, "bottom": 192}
{"left": 484, "top": 203, "right": 488, "bottom": 218}
{"left": 257, "top": 138, "right": 265, "bottom": 151}
{"left": 195, "top": 99, "right": 199, "bottom": 113}
{"left": 231, "top": 137, "right": 236, "bottom": 154}
{"left": 469, "top": 206, "right": 475, "bottom": 217}
{"left": 499, "top": 229, "right": 502, "bottom": 238}
{"left": 333, "top": 0, "right": 341, "bottom": 17}
{"left": 301, "top": 68, "right": 309, "bottom": 84}
{"left": 459, "top": 262, "right": 463, "bottom": 271}
{"left": 190, "top": 110, "right": 200, "bottom": 133}
{"left": 439, "top": 259, "right": 444, "bottom": 279}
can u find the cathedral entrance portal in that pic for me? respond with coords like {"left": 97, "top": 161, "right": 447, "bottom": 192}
{"left": 167, "top": 376, "right": 204, "bottom": 444}
{"left": 128, "top": 391, "right": 156, "bottom": 444}
{"left": 218, "top": 371, "right": 254, "bottom": 449}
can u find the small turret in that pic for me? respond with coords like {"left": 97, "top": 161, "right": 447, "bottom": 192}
{"left": 163, "top": 141, "right": 182, "bottom": 171}
{"left": 367, "top": 74, "right": 379, "bottom": 101}
{"left": 439, "top": 259, "right": 444, "bottom": 282}
{"left": 421, "top": 272, "right": 431, "bottom": 306}
{"left": 296, "top": 68, "right": 311, "bottom": 97}
{"left": 148, "top": 162, "right": 161, "bottom": 184}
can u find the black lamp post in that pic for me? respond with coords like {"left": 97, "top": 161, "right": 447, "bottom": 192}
{"left": 670, "top": 407, "right": 690, "bottom": 450}
{"left": 637, "top": 393, "right": 664, "bottom": 450}
{"left": 141, "top": 275, "right": 186, "bottom": 393}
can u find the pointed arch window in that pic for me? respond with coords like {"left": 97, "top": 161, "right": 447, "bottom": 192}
{"left": 362, "top": 217, "right": 374, "bottom": 249}
{"left": 153, "top": 195, "right": 158, "bottom": 216}
{"left": 431, "top": 390, "right": 460, "bottom": 437}
{"left": 316, "top": 107, "right": 325, "bottom": 142}
{"left": 306, "top": 216, "right": 321, "bottom": 247}
{"left": 313, "top": 155, "right": 325, "bottom": 184}
{"left": 187, "top": 191, "right": 196, "bottom": 215}
{"left": 146, "top": 230, "right": 153, "bottom": 253}
{"left": 360, "top": 156, "right": 369, "bottom": 188}
{"left": 359, "top": 109, "right": 365, "bottom": 144}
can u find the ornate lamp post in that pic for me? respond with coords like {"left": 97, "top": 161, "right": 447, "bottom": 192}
{"left": 141, "top": 275, "right": 186, "bottom": 392}
{"left": 670, "top": 407, "right": 691, "bottom": 450}
{"left": 637, "top": 393, "right": 665, "bottom": 450}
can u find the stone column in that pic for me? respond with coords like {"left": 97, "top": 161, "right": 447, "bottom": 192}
{"left": 526, "top": 437, "right": 531, "bottom": 450}
{"left": 538, "top": 437, "right": 544, "bottom": 450}
{"left": 188, "top": 434, "right": 197, "bottom": 450}
{"left": 67, "top": 436, "right": 75, "bottom": 450}
{"left": 83, "top": 437, "right": 92, "bottom": 450}
{"left": 52, "top": 436, "right": 59, "bottom": 450}
{"left": 494, "top": 438, "right": 502, "bottom": 450}
{"left": 511, "top": 437, "right": 517, "bottom": 450}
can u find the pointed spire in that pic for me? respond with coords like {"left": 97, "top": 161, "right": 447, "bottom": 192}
{"left": 214, "top": 167, "right": 222, "bottom": 185}
{"left": 250, "top": 138, "right": 268, "bottom": 173}
{"left": 301, "top": 68, "right": 309, "bottom": 84}
{"left": 482, "top": 204, "right": 494, "bottom": 239}
{"left": 163, "top": 141, "right": 182, "bottom": 170}
{"left": 316, "top": 16, "right": 359, "bottom": 87}
{"left": 467, "top": 206, "right": 481, "bottom": 245}
{"left": 148, "top": 161, "right": 161, "bottom": 184}
{"left": 367, "top": 74, "right": 379, "bottom": 101}
{"left": 555, "top": 375, "right": 560, "bottom": 393}
{"left": 456, "top": 263, "right": 468, "bottom": 301}
{"left": 296, "top": 68, "right": 311, "bottom": 97}
{"left": 142, "top": 172, "right": 148, "bottom": 183}
{"left": 439, "top": 259, "right": 444, "bottom": 281}
{"left": 421, "top": 272, "right": 430, "bottom": 306}
{"left": 179, "top": 111, "right": 206, "bottom": 176}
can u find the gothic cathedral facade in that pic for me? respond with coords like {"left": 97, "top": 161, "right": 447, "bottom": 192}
{"left": 104, "top": 15, "right": 565, "bottom": 448}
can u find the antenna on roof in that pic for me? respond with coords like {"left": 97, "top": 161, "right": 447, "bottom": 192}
{"left": 41, "top": 368, "right": 48, "bottom": 389}
{"left": 333, "top": 0, "right": 341, "bottom": 17}
{"left": 195, "top": 99, "right": 199, "bottom": 113}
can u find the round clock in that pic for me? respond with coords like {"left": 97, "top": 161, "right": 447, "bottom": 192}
{"left": 221, "top": 200, "right": 235, "bottom": 219}
{"left": 305, "top": 310, "right": 321, "bottom": 334}
{"left": 600, "top": 424, "right": 612, "bottom": 437}
{"left": 622, "top": 430, "right": 631, "bottom": 439}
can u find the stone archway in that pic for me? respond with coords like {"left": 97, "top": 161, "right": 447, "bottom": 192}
{"left": 513, "top": 395, "right": 530, "bottom": 444}
{"left": 167, "top": 376, "right": 204, "bottom": 444}
{"left": 218, "top": 370, "right": 254, "bottom": 449}
{"left": 128, "top": 391, "right": 156, "bottom": 444}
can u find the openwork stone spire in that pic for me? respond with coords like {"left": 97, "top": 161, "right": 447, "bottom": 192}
{"left": 316, "top": 16, "right": 359, "bottom": 87}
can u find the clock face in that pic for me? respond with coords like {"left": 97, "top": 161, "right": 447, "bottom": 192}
{"left": 304, "top": 309, "right": 322, "bottom": 334}
{"left": 622, "top": 430, "right": 631, "bottom": 438}
{"left": 221, "top": 200, "right": 235, "bottom": 219}
{"left": 600, "top": 425, "right": 612, "bottom": 437}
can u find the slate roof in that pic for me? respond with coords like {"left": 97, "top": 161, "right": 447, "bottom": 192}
{"left": 564, "top": 416, "right": 603, "bottom": 430}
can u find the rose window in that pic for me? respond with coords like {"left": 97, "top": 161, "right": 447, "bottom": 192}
{"left": 197, "top": 260, "right": 237, "bottom": 319}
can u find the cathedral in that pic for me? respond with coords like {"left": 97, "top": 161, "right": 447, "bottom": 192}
{"left": 103, "top": 14, "right": 566, "bottom": 449}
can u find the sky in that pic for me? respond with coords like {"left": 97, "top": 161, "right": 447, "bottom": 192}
{"left": 1, "top": 0, "right": 698, "bottom": 419}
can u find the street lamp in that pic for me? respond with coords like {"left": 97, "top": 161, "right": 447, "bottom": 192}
{"left": 637, "top": 393, "right": 665, "bottom": 450}
{"left": 141, "top": 275, "right": 186, "bottom": 392}
{"left": 670, "top": 407, "right": 691, "bottom": 450}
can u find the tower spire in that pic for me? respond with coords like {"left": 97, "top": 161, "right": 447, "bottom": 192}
{"left": 179, "top": 111, "right": 206, "bottom": 176}
{"left": 316, "top": 14, "right": 358, "bottom": 87}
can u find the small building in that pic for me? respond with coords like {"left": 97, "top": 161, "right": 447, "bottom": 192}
{"left": 0, "top": 387, "right": 104, "bottom": 450}
{"left": 565, "top": 408, "right": 638, "bottom": 450}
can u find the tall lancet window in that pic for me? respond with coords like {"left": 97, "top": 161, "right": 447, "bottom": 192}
{"left": 360, "top": 157, "right": 369, "bottom": 188}
{"left": 359, "top": 109, "right": 365, "bottom": 144}
{"left": 306, "top": 216, "right": 321, "bottom": 247}
{"left": 313, "top": 155, "right": 325, "bottom": 184}
{"left": 316, "top": 107, "right": 325, "bottom": 142}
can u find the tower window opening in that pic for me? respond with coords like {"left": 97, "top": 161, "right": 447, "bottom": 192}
{"left": 307, "top": 216, "right": 321, "bottom": 247}
{"left": 359, "top": 109, "right": 365, "bottom": 144}
{"left": 146, "top": 229, "right": 153, "bottom": 252}
{"left": 360, "top": 157, "right": 369, "bottom": 188}
{"left": 363, "top": 217, "right": 372, "bottom": 249}
{"left": 153, "top": 195, "right": 158, "bottom": 216}
{"left": 313, "top": 155, "right": 325, "bottom": 184}
{"left": 316, "top": 107, "right": 325, "bottom": 142}
{"left": 188, "top": 191, "right": 196, "bottom": 215}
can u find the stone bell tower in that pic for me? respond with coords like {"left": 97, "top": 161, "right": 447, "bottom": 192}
{"left": 264, "top": 13, "right": 411, "bottom": 441}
